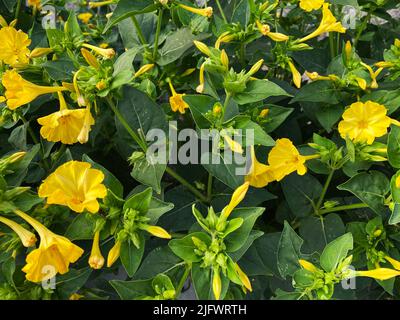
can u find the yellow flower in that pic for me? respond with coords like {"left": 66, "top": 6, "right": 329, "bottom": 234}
{"left": 360, "top": 62, "right": 382, "bottom": 89}
{"left": 338, "top": 101, "right": 399, "bottom": 145}
{"left": 305, "top": 71, "right": 338, "bottom": 81}
{"left": 356, "top": 268, "right": 400, "bottom": 281}
{"left": 81, "top": 43, "right": 115, "bottom": 59}
{"left": 0, "top": 215, "right": 37, "bottom": 247}
{"left": 215, "top": 32, "right": 235, "bottom": 49}
{"left": 14, "top": 209, "right": 84, "bottom": 283}
{"left": 268, "top": 138, "right": 318, "bottom": 181}
{"left": 298, "top": 3, "right": 346, "bottom": 43}
{"left": 234, "top": 263, "right": 252, "bottom": 292}
{"left": 78, "top": 13, "right": 93, "bottom": 24}
{"left": 375, "top": 61, "right": 395, "bottom": 68}
{"left": 107, "top": 240, "right": 121, "bottom": 267}
{"left": 77, "top": 103, "right": 95, "bottom": 144}
{"left": 0, "top": 26, "right": 31, "bottom": 66}
{"left": 178, "top": 4, "right": 213, "bottom": 17}
{"left": 69, "top": 293, "right": 84, "bottom": 300}
{"left": 145, "top": 226, "right": 172, "bottom": 239}
{"left": 193, "top": 40, "right": 211, "bottom": 56}
{"left": 37, "top": 92, "right": 94, "bottom": 145}
{"left": 299, "top": 0, "right": 324, "bottom": 12}
{"left": 299, "top": 259, "right": 319, "bottom": 273}
{"left": 245, "top": 146, "right": 275, "bottom": 188}
{"left": 88, "top": 231, "right": 104, "bottom": 269}
{"left": 38, "top": 160, "right": 107, "bottom": 213}
{"left": 345, "top": 40, "right": 352, "bottom": 61}
{"left": 385, "top": 256, "right": 400, "bottom": 270}
{"left": 28, "top": 0, "right": 41, "bottom": 9}
{"left": 134, "top": 64, "right": 155, "bottom": 78}
{"left": 221, "top": 182, "right": 250, "bottom": 219}
{"left": 168, "top": 80, "right": 189, "bottom": 114}
{"left": 259, "top": 108, "right": 269, "bottom": 118}
{"left": 212, "top": 268, "right": 221, "bottom": 300}
{"left": 29, "top": 47, "right": 53, "bottom": 59}
{"left": 81, "top": 48, "right": 100, "bottom": 69}
{"left": 256, "top": 21, "right": 289, "bottom": 42}
{"left": 223, "top": 134, "right": 243, "bottom": 154}
{"left": 288, "top": 60, "right": 302, "bottom": 88}
{"left": 88, "top": 0, "right": 114, "bottom": 8}
{"left": 196, "top": 62, "right": 206, "bottom": 93}
{"left": 2, "top": 70, "right": 66, "bottom": 110}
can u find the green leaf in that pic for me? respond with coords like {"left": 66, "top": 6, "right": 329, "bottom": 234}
{"left": 262, "top": 105, "right": 294, "bottom": 133}
{"left": 110, "top": 278, "right": 154, "bottom": 300}
{"left": 331, "top": 0, "right": 359, "bottom": 7}
{"left": 389, "top": 171, "right": 400, "bottom": 225}
{"left": 299, "top": 213, "right": 345, "bottom": 254}
{"left": 233, "top": 80, "right": 290, "bottom": 105}
{"left": 43, "top": 55, "right": 75, "bottom": 81}
{"left": 103, "top": 0, "right": 158, "bottom": 32}
{"left": 201, "top": 153, "right": 245, "bottom": 189}
{"left": 233, "top": 116, "right": 275, "bottom": 146}
{"left": 320, "top": 233, "right": 353, "bottom": 272}
{"left": 337, "top": 171, "right": 389, "bottom": 215}
{"left": 157, "top": 28, "right": 209, "bottom": 66}
{"left": 130, "top": 157, "right": 166, "bottom": 194}
{"left": 281, "top": 173, "right": 323, "bottom": 217}
{"left": 124, "top": 187, "right": 152, "bottom": 214}
{"left": 361, "top": 89, "right": 400, "bottom": 114}
{"left": 56, "top": 268, "right": 92, "bottom": 300}
{"left": 291, "top": 81, "right": 340, "bottom": 104}
{"left": 224, "top": 207, "right": 264, "bottom": 252}
{"left": 277, "top": 221, "right": 304, "bottom": 278}
{"left": 168, "top": 232, "right": 211, "bottom": 263}
{"left": 135, "top": 246, "right": 183, "bottom": 279}
{"left": 388, "top": 125, "right": 400, "bottom": 168}
{"left": 121, "top": 236, "right": 145, "bottom": 277}
{"left": 65, "top": 213, "right": 97, "bottom": 240}
{"left": 184, "top": 95, "right": 217, "bottom": 129}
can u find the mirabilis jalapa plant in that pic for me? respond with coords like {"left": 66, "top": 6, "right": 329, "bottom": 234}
{"left": 0, "top": 0, "right": 400, "bottom": 300}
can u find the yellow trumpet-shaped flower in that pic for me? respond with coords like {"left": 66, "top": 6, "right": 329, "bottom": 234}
{"left": 299, "top": 259, "right": 319, "bottom": 273}
{"left": 178, "top": 4, "right": 213, "bottom": 18}
{"left": 338, "top": 101, "right": 400, "bottom": 145}
{"left": 107, "top": 240, "right": 121, "bottom": 267}
{"left": 245, "top": 146, "right": 275, "bottom": 188}
{"left": 78, "top": 12, "right": 93, "bottom": 24}
{"left": 385, "top": 256, "right": 400, "bottom": 270}
{"left": 81, "top": 48, "right": 100, "bottom": 69}
{"left": 88, "top": 0, "right": 114, "bottom": 8}
{"left": 38, "top": 160, "right": 107, "bottom": 213}
{"left": 14, "top": 209, "right": 84, "bottom": 283}
{"left": 168, "top": 80, "right": 189, "bottom": 114}
{"left": 299, "top": 0, "right": 324, "bottom": 12}
{"left": 0, "top": 215, "right": 37, "bottom": 247}
{"left": 2, "top": 70, "right": 66, "bottom": 110}
{"left": 134, "top": 64, "right": 155, "bottom": 78}
{"left": 234, "top": 263, "right": 252, "bottom": 292}
{"left": 268, "top": 138, "right": 318, "bottom": 181}
{"left": 28, "top": 0, "right": 41, "bottom": 9}
{"left": 221, "top": 182, "right": 250, "bottom": 219}
{"left": 0, "top": 26, "right": 31, "bottom": 66}
{"left": 193, "top": 40, "right": 211, "bottom": 56}
{"left": 29, "top": 47, "right": 53, "bottom": 59}
{"left": 360, "top": 62, "right": 383, "bottom": 89}
{"left": 88, "top": 231, "right": 104, "bottom": 269}
{"left": 37, "top": 92, "right": 94, "bottom": 145}
{"left": 212, "top": 268, "right": 222, "bottom": 300}
{"left": 145, "top": 226, "right": 172, "bottom": 239}
{"left": 287, "top": 60, "right": 302, "bottom": 88}
{"left": 215, "top": 32, "right": 235, "bottom": 49}
{"left": 298, "top": 3, "right": 346, "bottom": 43}
{"left": 356, "top": 268, "right": 400, "bottom": 281}
{"left": 81, "top": 43, "right": 115, "bottom": 59}
{"left": 256, "top": 21, "right": 289, "bottom": 42}
{"left": 375, "top": 61, "right": 395, "bottom": 69}
{"left": 305, "top": 71, "right": 338, "bottom": 81}
{"left": 196, "top": 62, "right": 206, "bottom": 93}
{"left": 77, "top": 103, "right": 95, "bottom": 144}
{"left": 223, "top": 134, "right": 243, "bottom": 154}
{"left": 69, "top": 293, "right": 84, "bottom": 300}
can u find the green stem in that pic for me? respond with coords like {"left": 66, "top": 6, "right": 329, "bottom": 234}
{"left": 106, "top": 97, "right": 147, "bottom": 151}
{"left": 329, "top": 33, "right": 336, "bottom": 60}
{"left": 165, "top": 167, "right": 209, "bottom": 203}
{"left": 316, "top": 169, "right": 335, "bottom": 211}
{"left": 153, "top": 8, "right": 164, "bottom": 60}
{"left": 219, "top": 92, "right": 232, "bottom": 126}
{"left": 215, "top": 0, "right": 228, "bottom": 24}
{"left": 175, "top": 263, "right": 191, "bottom": 298}
{"left": 131, "top": 16, "right": 149, "bottom": 51}
{"left": 354, "top": 12, "right": 371, "bottom": 47}
{"left": 319, "top": 203, "right": 369, "bottom": 215}
{"left": 14, "top": 0, "right": 22, "bottom": 21}
{"left": 207, "top": 173, "right": 213, "bottom": 201}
